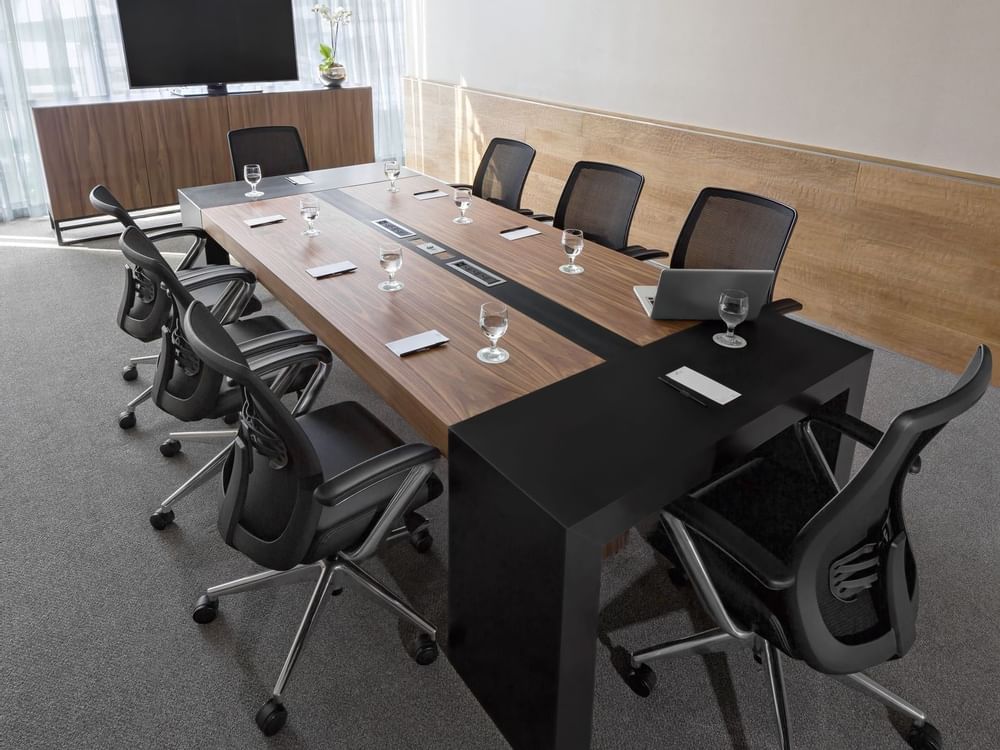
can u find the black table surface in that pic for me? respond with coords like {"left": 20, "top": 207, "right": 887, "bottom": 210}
{"left": 178, "top": 165, "right": 419, "bottom": 212}
{"left": 451, "top": 311, "right": 872, "bottom": 536}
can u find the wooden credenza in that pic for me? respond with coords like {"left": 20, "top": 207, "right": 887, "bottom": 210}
{"left": 31, "top": 84, "right": 375, "bottom": 227}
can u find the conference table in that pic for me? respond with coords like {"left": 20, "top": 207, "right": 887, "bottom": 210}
{"left": 179, "top": 162, "right": 873, "bottom": 749}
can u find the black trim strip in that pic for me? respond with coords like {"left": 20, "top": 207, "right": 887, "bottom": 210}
{"left": 317, "top": 188, "right": 636, "bottom": 360}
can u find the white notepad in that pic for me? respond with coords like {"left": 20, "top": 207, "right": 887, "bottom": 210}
{"left": 664, "top": 366, "right": 741, "bottom": 405}
{"left": 307, "top": 260, "right": 357, "bottom": 278}
{"left": 386, "top": 330, "right": 450, "bottom": 357}
{"left": 499, "top": 226, "right": 542, "bottom": 241}
{"left": 413, "top": 189, "right": 448, "bottom": 200}
{"left": 286, "top": 175, "right": 314, "bottom": 185}
{"left": 244, "top": 214, "right": 286, "bottom": 228}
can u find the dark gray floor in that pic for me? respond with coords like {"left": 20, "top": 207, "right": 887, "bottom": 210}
{"left": 1, "top": 224, "right": 998, "bottom": 749}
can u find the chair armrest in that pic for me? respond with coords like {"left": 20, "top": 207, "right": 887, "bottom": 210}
{"left": 449, "top": 183, "right": 473, "bottom": 191}
{"left": 246, "top": 344, "right": 333, "bottom": 379}
{"left": 516, "top": 208, "right": 535, "bottom": 216}
{"left": 624, "top": 245, "right": 670, "bottom": 261}
{"left": 314, "top": 443, "right": 440, "bottom": 507}
{"left": 237, "top": 330, "right": 317, "bottom": 359}
{"left": 178, "top": 266, "right": 255, "bottom": 292}
{"left": 668, "top": 497, "right": 795, "bottom": 590}
{"left": 806, "top": 412, "right": 921, "bottom": 474}
{"left": 147, "top": 226, "right": 209, "bottom": 243}
{"left": 764, "top": 298, "right": 804, "bottom": 316}
{"left": 530, "top": 213, "right": 554, "bottom": 223}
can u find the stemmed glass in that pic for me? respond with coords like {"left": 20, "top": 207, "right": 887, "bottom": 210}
{"left": 477, "top": 302, "right": 509, "bottom": 364}
{"left": 299, "top": 197, "right": 320, "bottom": 237}
{"left": 377, "top": 244, "right": 404, "bottom": 292}
{"left": 560, "top": 228, "right": 584, "bottom": 274}
{"left": 713, "top": 289, "right": 749, "bottom": 348}
{"left": 243, "top": 164, "right": 263, "bottom": 198}
{"left": 453, "top": 188, "right": 473, "bottom": 224}
{"left": 384, "top": 159, "right": 400, "bottom": 192}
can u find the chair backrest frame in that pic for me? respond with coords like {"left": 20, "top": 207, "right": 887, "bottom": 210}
{"left": 552, "top": 161, "right": 645, "bottom": 252}
{"left": 472, "top": 137, "right": 536, "bottom": 211}
{"left": 227, "top": 125, "right": 309, "bottom": 180}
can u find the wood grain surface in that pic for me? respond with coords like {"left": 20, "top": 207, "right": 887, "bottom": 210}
{"left": 403, "top": 78, "right": 1000, "bottom": 385}
{"left": 341, "top": 176, "right": 692, "bottom": 346}
{"left": 202, "top": 190, "right": 604, "bottom": 451}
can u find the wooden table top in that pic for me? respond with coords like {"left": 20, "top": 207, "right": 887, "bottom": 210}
{"left": 200, "top": 170, "right": 690, "bottom": 452}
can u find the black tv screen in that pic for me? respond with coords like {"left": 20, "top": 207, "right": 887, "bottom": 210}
{"left": 117, "top": 0, "right": 298, "bottom": 89}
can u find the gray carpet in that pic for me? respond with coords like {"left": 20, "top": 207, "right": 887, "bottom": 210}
{"left": 1, "top": 218, "right": 998, "bottom": 750}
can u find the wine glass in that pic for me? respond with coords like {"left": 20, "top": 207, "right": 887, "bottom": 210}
{"left": 453, "top": 188, "right": 473, "bottom": 224}
{"left": 299, "top": 197, "right": 320, "bottom": 237}
{"left": 477, "top": 302, "right": 509, "bottom": 364}
{"left": 560, "top": 228, "right": 584, "bottom": 274}
{"left": 377, "top": 244, "right": 404, "bottom": 292}
{"left": 713, "top": 289, "right": 749, "bottom": 348}
{"left": 384, "top": 159, "right": 400, "bottom": 192}
{"left": 244, "top": 164, "right": 263, "bottom": 198}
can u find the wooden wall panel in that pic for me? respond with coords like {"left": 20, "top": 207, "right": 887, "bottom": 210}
{"left": 135, "top": 97, "right": 232, "bottom": 207}
{"left": 32, "top": 103, "right": 150, "bottom": 220}
{"left": 226, "top": 87, "right": 375, "bottom": 173}
{"left": 404, "top": 78, "right": 1000, "bottom": 385}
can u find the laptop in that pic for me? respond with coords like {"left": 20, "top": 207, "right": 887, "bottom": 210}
{"left": 634, "top": 268, "right": 775, "bottom": 320}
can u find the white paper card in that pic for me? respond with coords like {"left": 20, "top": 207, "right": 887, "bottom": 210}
{"left": 413, "top": 189, "right": 448, "bottom": 200}
{"left": 665, "top": 366, "right": 741, "bottom": 405}
{"left": 244, "top": 214, "right": 286, "bottom": 228}
{"left": 386, "top": 330, "right": 449, "bottom": 357}
{"left": 307, "top": 260, "right": 357, "bottom": 278}
{"left": 500, "top": 226, "right": 542, "bottom": 241}
{"left": 286, "top": 175, "right": 314, "bottom": 185}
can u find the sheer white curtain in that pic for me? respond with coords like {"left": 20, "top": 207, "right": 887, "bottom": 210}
{"left": 0, "top": 0, "right": 405, "bottom": 223}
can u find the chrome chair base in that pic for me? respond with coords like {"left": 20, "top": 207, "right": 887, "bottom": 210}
{"left": 192, "top": 555, "right": 438, "bottom": 736}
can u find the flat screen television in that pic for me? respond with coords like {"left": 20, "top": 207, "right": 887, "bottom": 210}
{"left": 117, "top": 0, "right": 298, "bottom": 94}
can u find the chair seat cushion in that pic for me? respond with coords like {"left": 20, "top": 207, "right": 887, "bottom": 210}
{"left": 295, "top": 402, "right": 438, "bottom": 562}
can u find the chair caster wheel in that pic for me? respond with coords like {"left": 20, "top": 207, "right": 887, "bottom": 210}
{"left": 159, "top": 439, "right": 181, "bottom": 457}
{"left": 907, "top": 721, "right": 942, "bottom": 750}
{"left": 118, "top": 411, "right": 136, "bottom": 430}
{"left": 330, "top": 587, "right": 344, "bottom": 597}
{"left": 192, "top": 595, "right": 219, "bottom": 624}
{"left": 122, "top": 364, "right": 138, "bottom": 381}
{"left": 409, "top": 528, "right": 433, "bottom": 554}
{"left": 667, "top": 567, "right": 689, "bottom": 588}
{"left": 255, "top": 697, "right": 287, "bottom": 736}
{"left": 413, "top": 633, "right": 439, "bottom": 666}
{"left": 624, "top": 662, "right": 657, "bottom": 697}
{"left": 223, "top": 412, "right": 239, "bottom": 425}
{"left": 149, "top": 508, "right": 175, "bottom": 530}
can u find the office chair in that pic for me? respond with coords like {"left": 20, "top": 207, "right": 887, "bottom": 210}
{"left": 451, "top": 137, "right": 536, "bottom": 212}
{"left": 91, "top": 185, "right": 261, "bottom": 427}
{"left": 624, "top": 345, "right": 993, "bottom": 750}
{"left": 531, "top": 161, "right": 647, "bottom": 253}
{"left": 634, "top": 187, "right": 798, "bottom": 301}
{"left": 181, "top": 299, "right": 443, "bottom": 736}
{"left": 118, "top": 226, "right": 327, "bottom": 529}
{"left": 228, "top": 125, "right": 310, "bottom": 180}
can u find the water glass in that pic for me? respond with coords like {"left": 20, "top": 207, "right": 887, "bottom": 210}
{"left": 477, "top": 301, "right": 509, "bottom": 364}
{"left": 244, "top": 164, "right": 263, "bottom": 198}
{"left": 384, "top": 159, "right": 400, "bottom": 192}
{"left": 560, "top": 228, "right": 584, "bottom": 274}
{"left": 713, "top": 289, "right": 749, "bottom": 348}
{"left": 378, "top": 244, "right": 404, "bottom": 292}
{"left": 453, "top": 188, "right": 473, "bottom": 224}
{"left": 299, "top": 198, "right": 320, "bottom": 237}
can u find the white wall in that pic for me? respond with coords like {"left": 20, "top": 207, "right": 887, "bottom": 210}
{"left": 405, "top": 0, "right": 1000, "bottom": 178}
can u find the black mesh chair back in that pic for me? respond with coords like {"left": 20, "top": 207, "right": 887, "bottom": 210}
{"left": 472, "top": 138, "right": 536, "bottom": 211}
{"left": 183, "top": 300, "right": 332, "bottom": 569}
{"left": 91, "top": 185, "right": 167, "bottom": 341}
{"left": 671, "top": 188, "right": 797, "bottom": 302}
{"left": 552, "top": 161, "right": 644, "bottom": 251}
{"left": 228, "top": 126, "right": 310, "bottom": 180}
{"left": 118, "top": 227, "right": 229, "bottom": 423}
{"left": 788, "top": 346, "right": 992, "bottom": 673}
